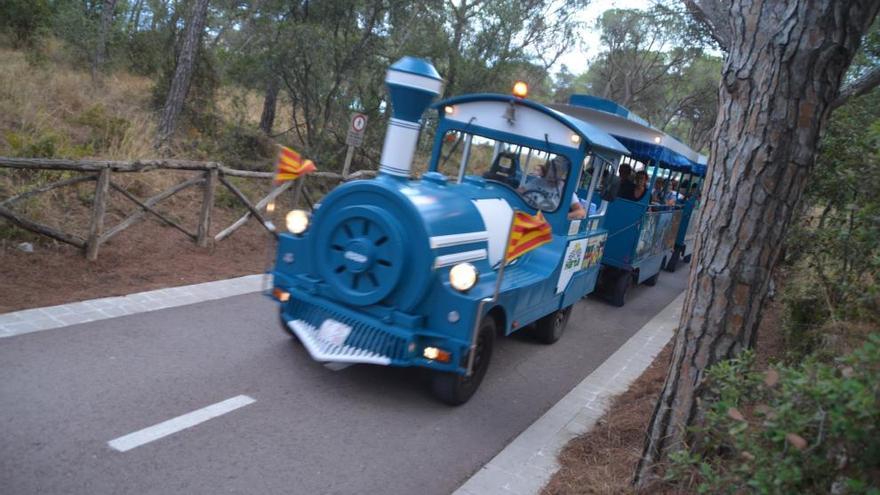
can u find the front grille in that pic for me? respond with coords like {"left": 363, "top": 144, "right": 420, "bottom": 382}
{"left": 288, "top": 298, "right": 409, "bottom": 363}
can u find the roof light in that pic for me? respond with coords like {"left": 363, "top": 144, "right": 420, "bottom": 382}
{"left": 571, "top": 134, "right": 581, "bottom": 144}
{"left": 653, "top": 136, "right": 662, "bottom": 144}
{"left": 444, "top": 105, "right": 455, "bottom": 115}
{"left": 512, "top": 81, "right": 528, "bottom": 98}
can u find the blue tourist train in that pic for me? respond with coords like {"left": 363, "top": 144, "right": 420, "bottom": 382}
{"left": 551, "top": 96, "right": 706, "bottom": 306}
{"left": 269, "top": 57, "right": 705, "bottom": 404}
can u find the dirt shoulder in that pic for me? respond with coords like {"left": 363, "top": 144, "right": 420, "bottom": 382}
{"left": 542, "top": 294, "right": 786, "bottom": 495}
{"left": 0, "top": 216, "right": 273, "bottom": 313}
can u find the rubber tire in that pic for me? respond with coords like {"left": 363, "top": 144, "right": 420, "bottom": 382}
{"left": 665, "top": 249, "right": 680, "bottom": 273}
{"left": 279, "top": 310, "right": 302, "bottom": 344}
{"left": 534, "top": 306, "right": 573, "bottom": 344}
{"left": 609, "top": 270, "right": 631, "bottom": 307}
{"left": 643, "top": 269, "right": 659, "bottom": 286}
{"left": 431, "top": 316, "right": 496, "bottom": 406}
{"left": 683, "top": 253, "right": 693, "bottom": 263}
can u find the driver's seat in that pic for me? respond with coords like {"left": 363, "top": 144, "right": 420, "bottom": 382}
{"left": 483, "top": 152, "right": 521, "bottom": 188}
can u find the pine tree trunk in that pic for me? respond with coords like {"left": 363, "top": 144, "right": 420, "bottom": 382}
{"left": 259, "top": 77, "right": 279, "bottom": 135}
{"left": 92, "top": 0, "right": 118, "bottom": 80}
{"left": 155, "top": 0, "right": 211, "bottom": 147}
{"left": 635, "top": 0, "right": 880, "bottom": 485}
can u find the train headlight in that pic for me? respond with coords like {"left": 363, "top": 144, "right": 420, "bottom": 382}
{"left": 449, "top": 262, "right": 478, "bottom": 292}
{"left": 285, "top": 209, "right": 310, "bottom": 234}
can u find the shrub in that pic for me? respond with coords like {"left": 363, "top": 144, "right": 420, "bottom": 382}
{"left": 667, "top": 334, "right": 880, "bottom": 494}
{"left": 74, "top": 104, "right": 131, "bottom": 152}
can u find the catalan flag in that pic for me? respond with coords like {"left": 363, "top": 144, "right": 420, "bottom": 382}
{"left": 505, "top": 210, "right": 553, "bottom": 262}
{"left": 274, "top": 145, "right": 316, "bottom": 183}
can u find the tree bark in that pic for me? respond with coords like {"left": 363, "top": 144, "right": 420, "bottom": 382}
{"left": 155, "top": 0, "right": 211, "bottom": 147}
{"left": 259, "top": 77, "right": 279, "bottom": 135}
{"left": 92, "top": 0, "right": 119, "bottom": 80}
{"left": 635, "top": 0, "right": 880, "bottom": 485}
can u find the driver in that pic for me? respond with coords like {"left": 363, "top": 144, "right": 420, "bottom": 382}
{"left": 519, "top": 156, "right": 586, "bottom": 220}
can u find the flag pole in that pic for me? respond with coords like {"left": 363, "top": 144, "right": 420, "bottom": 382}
{"left": 466, "top": 211, "right": 517, "bottom": 376}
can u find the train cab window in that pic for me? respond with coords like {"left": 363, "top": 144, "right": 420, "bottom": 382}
{"left": 435, "top": 131, "right": 571, "bottom": 213}
{"left": 518, "top": 155, "right": 571, "bottom": 211}
{"left": 580, "top": 154, "right": 618, "bottom": 217}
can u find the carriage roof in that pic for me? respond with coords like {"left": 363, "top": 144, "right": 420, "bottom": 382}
{"left": 549, "top": 95, "right": 706, "bottom": 174}
{"left": 434, "top": 93, "right": 630, "bottom": 158}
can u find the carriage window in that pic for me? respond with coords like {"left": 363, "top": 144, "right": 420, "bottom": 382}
{"left": 580, "top": 154, "right": 617, "bottom": 216}
{"left": 435, "top": 131, "right": 571, "bottom": 212}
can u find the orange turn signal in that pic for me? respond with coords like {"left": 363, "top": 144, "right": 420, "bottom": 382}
{"left": 423, "top": 346, "right": 452, "bottom": 363}
{"left": 272, "top": 287, "right": 290, "bottom": 302}
{"left": 512, "top": 81, "right": 528, "bottom": 98}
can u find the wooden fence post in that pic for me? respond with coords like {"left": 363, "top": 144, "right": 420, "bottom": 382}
{"left": 86, "top": 167, "right": 111, "bottom": 260}
{"left": 292, "top": 176, "right": 306, "bottom": 208}
{"left": 197, "top": 167, "right": 217, "bottom": 247}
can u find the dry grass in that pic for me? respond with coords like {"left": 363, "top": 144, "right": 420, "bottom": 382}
{"left": 0, "top": 43, "right": 157, "bottom": 160}
{"left": 0, "top": 41, "right": 289, "bottom": 244}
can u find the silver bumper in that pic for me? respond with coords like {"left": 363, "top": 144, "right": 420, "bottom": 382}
{"left": 288, "top": 319, "right": 392, "bottom": 366}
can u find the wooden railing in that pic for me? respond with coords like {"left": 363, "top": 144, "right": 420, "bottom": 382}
{"left": 0, "top": 157, "right": 376, "bottom": 260}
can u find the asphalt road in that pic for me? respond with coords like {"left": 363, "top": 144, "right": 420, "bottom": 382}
{"left": 1, "top": 269, "right": 687, "bottom": 495}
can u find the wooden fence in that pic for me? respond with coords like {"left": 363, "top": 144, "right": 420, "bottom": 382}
{"left": 0, "top": 157, "right": 376, "bottom": 260}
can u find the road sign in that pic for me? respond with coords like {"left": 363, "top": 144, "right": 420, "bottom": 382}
{"left": 346, "top": 113, "right": 368, "bottom": 147}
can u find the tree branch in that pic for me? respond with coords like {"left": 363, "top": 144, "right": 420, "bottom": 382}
{"left": 830, "top": 66, "right": 880, "bottom": 110}
{"left": 682, "top": 0, "right": 729, "bottom": 50}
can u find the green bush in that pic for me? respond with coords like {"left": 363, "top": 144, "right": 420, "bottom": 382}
{"left": 667, "top": 335, "right": 880, "bottom": 494}
{"left": 74, "top": 104, "right": 130, "bottom": 151}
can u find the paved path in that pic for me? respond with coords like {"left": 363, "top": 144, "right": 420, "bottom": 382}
{"left": 0, "top": 270, "right": 686, "bottom": 495}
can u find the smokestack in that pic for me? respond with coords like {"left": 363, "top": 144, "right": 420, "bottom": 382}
{"left": 379, "top": 57, "right": 443, "bottom": 178}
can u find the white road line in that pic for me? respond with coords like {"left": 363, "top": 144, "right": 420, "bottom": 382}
{"left": 107, "top": 395, "right": 256, "bottom": 452}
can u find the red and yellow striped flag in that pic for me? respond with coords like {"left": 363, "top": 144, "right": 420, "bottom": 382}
{"left": 505, "top": 210, "right": 553, "bottom": 262}
{"left": 274, "top": 145, "right": 316, "bottom": 183}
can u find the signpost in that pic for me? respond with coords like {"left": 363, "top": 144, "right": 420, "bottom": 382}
{"left": 343, "top": 113, "right": 368, "bottom": 177}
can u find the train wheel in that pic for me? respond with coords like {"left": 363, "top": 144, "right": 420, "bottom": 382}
{"left": 609, "top": 270, "right": 631, "bottom": 307}
{"left": 665, "top": 250, "right": 679, "bottom": 272}
{"left": 431, "top": 316, "right": 495, "bottom": 406}
{"left": 534, "top": 306, "right": 573, "bottom": 344}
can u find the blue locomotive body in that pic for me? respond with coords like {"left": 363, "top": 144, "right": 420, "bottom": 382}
{"left": 270, "top": 57, "right": 630, "bottom": 404}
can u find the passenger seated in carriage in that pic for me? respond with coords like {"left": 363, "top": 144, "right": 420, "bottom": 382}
{"left": 623, "top": 170, "right": 648, "bottom": 201}
{"left": 617, "top": 163, "right": 635, "bottom": 199}
{"left": 650, "top": 178, "right": 666, "bottom": 204}
{"left": 518, "top": 156, "right": 586, "bottom": 220}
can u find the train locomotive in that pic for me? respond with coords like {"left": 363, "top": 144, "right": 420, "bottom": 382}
{"left": 269, "top": 57, "right": 706, "bottom": 404}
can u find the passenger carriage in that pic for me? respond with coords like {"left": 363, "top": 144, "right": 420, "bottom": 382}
{"left": 550, "top": 95, "right": 706, "bottom": 306}
{"left": 269, "top": 57, "right": 629, "bottom": 405}
{"left": 665, "top": 155, "right": 706, "bottom": 272}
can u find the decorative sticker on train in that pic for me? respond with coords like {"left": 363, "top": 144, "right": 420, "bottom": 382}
{"left": 556, "top": 239, "right": 586, "bottom": 294}
{"left": 582, "top": 233, "right": 607, "bottom": 270}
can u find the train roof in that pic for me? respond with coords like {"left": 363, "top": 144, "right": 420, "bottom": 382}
{"left": 434, "top": 93, "right": 630, "bottom": 158}
{"left": 549, "top": 95, "right": 707, "bottom": 173}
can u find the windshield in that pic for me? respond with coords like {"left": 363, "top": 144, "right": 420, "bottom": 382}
{"left": 435, "top": 130, "right": 573, "bottom": 212}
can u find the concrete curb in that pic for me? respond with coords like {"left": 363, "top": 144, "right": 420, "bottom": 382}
{"left": 454, "top": 293, "right": 685, "bottom": 495}
{"left": 0, "top": 274, "right": 266, "bottom": 339}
